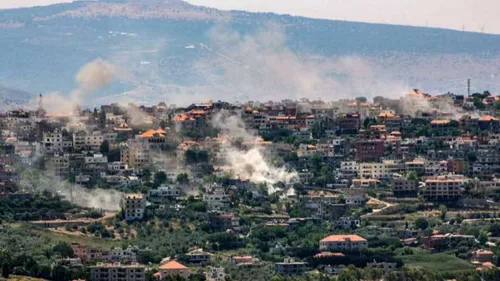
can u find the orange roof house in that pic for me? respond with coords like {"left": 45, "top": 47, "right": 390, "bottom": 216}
{"left": 139, "top": 129, "right": 167, "bottom": 138}
{"left": 320, "top": 234, "right": 367, "bottom": 243}
{"left": 157, "top": 260, "right": 189, "bottom": 280}
{"left": 319, "top": 234, "right": 368, "bottom": 251}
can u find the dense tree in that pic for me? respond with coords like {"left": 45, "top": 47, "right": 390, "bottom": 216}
{"left": 52, "top": 242, "right": 74, "bottom": 258}
{"left": 99, "top": 140, "right": 110, "bottom": 155}
{"left": 176, "top": 173, "right": 189, "bottom": 184}
{"left": 415, "top": 217, "right": 429, "bottom": 230}
{"left": 154, "top": 171, "right": 168, "bottom": 186}
{"left": 439, "top": 205, "right": 448, "bottom": 220}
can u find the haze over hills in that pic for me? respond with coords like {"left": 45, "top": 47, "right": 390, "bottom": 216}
{"left": 0, "top": 0, "right": 499, "bottom": 106}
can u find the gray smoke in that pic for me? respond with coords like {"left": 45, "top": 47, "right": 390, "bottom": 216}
{"left": 399, "top": 90, "right": 477, "bottom": 119}
{"left": 32, "top": 58, "right": 117, "bottom": 113}
{"left": 20, "top": 169, "right": 124, "bottom": 211}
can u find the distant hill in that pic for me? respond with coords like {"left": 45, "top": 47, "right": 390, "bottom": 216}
{"left": 0, "top": 86, "right": 32, "bottom": 108}
{"left": 0, "top": 0, "right": 499, "bottom": 104}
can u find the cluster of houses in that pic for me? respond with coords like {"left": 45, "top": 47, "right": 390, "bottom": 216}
{"left": 2, "top": 89, "right": 500, "bottom": 280}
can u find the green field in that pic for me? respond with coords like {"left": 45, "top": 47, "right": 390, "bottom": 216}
{"left": 31, "top": 227, "right": 122, "bottom": 250}
{"left": 399, "top": 251, "right": 475, "bottom": 272}
{"left": 2, "top": 223, "right": 122, "bottom": 250}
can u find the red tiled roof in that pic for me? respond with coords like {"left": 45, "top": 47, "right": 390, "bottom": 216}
{"left": 159, "top": 260, "right": 188, "bottom": 270}
{"left": 139, "top": 129, "right": 167, "bottom": 138}
{"left": 320, "top": 234, "right": 366, "bottom": 242}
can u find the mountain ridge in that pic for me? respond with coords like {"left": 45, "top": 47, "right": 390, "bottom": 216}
{"left": 0, "top": 0, "right": 499, "bottom": 104}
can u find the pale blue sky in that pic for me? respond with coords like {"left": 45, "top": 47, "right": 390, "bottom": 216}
{"left": 1, "top": 0, "right": 499, "bottom": 34}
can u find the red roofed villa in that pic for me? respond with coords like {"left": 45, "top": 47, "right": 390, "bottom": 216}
{"left": 319, "top": 234, "right": 368, "bottom": 251}
{"left": 156, "top": 260, "right": 190, "bottom": 280}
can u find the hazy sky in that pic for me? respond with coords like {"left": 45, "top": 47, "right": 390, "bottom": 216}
{"left": 1, "top": 0, "right": 499, "bottom": 34}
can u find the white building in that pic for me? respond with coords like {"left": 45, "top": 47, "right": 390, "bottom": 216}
{"left": 148, "top": 185, "right": 181, "bottom": 198}
{"left": 108, "top": 246, "right": 139, "bottom": 263}
{"left": 43, "top": 129, "right": 72, "bottom": 153}
{"left": 203, "top": 186, "right": 230, "bottom": 210}
{"left": 73, "top": 131, "right": 104, "bottom": 151}
{"left": 108, "top": 162, "right": 128, "bottom": 172}
{"left": 343, "top": 188, "right": 366, "bottom": 206}
{"left": 358, "top": 160, "right": 399, "bottom": 180}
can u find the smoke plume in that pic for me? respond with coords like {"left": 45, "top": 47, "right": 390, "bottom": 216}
{"left": 33, "top": 58, "right": 117, "bottom": 113}
{"left": 20, "top": 169, "right": 124, "bottom": 211}
{"left": 212, "top": 111, "right": 297, "bottom": 189}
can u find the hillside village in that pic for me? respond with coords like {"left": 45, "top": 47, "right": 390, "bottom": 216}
{"left": 2, "top": 89, "right": 500, "bottom": 281}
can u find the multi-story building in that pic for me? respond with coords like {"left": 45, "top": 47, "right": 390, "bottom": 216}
{"left": 319, "top": 234, "right": 368, "bottom": 251}
{"left": 351, "top": 178, "right": 379, "bottom": 188}
{"left": 88, "top": 262, "right": 145, "bottom": 281}
{"left": 356, "top": 140, "right": 384, "bottom": 162}
{"left": 339, "top": 113, "right": 360, "bottom": 132}
{"left": 342, "top": 188, "right": 366, "bottom": 206}
{"left": 185, "top": 248, "right": 212, "bottom": 266}
{"left": 73, "top": 131, "right": 104, "bottom": 151}
{"left": 108, "top": 246, "right": 139, "bottom": 263}
{"left": 393, "top": 179, "right": 419, "bottom": 197}
{"left": 71, "top": 243, "right": 105, "bottom": 261}
{"left": 366, "top": 261, "right": 397, "bottom": 275}
{"left": 83, "top": 154, "right": 108, "bottom": 178}
{"left": 340, "top": 161, "right": 358, "bottom": 177}
{"left": 358, "top": 160, "right": 400, "bottom": 180}
{"left": 46, "top": 154, "right": 70, "bottom": 178}
{"left": 378, "top": 111, "right": 402, "bottom": 133}
{"left": 208, "top": 213, "right": 240, "bottom": 230}
{"left": 423, "top": 175, "right": 466, "bottom": 201}
{"left": 121, "top": 140, "right": 151, "bottom": 169}
{"left": 122, "top": 193, "right": 146, "bottom": 221}
{"left": 148, "top": 185, "right": 181, "bottom": 198}
{"left": 275, "top": 259, "right": 308, "bottom": 275}
{"left": 446, "top": 158, "right": 467, "bottom": 174}
{"left": 203, "top": 186, "right": 230, "bottom": 211}
{"left": 472, "top": 249, "right": 495, "bottom": 263}
{"left": 42, "top": 129, "right": 72, "bottom": 153}
{"left": 334, "top": 217, "right": 361, "bottom": 229}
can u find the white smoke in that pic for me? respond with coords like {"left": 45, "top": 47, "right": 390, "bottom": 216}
{"left": 32, "top": 58, "right": 117, "bottom": 114}
{"left": 212, "top": 111, "right": 297, "bottom": 190}
{"left": 20, "top": 169, "right": 124, "bottom": 211}
{"left": 91, "top": 24, "right": 409, "bottom": 106}
{"left": 399, "top": 90, "right": 478, "bottom": 119}
{"left": 73, "top": 58, "right": 116, "bottom": 97}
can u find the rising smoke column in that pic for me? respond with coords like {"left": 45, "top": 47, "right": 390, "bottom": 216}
{"left": 20, "top": 169, "right": 124, "bottom": 211}
{"left": 35, "top": 58, "right": 117, "bottom": 113}
{"left": 212, "top": 111, "right": 297, "bottom": 190}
